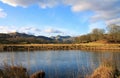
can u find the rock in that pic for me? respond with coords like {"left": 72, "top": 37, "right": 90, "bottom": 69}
{"left": 30, "top": 71, "right": 45, "bottom": 78}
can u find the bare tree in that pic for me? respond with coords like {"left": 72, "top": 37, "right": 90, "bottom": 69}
{"left": 107, "top": 24, "right": 120, "bottom": 43}
{"left": 90, "top": 28, "right": 105, "bottom": 41}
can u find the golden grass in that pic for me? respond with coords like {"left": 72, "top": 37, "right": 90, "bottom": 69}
{"left": 0, "top": 43, "right": 120, "bottom": 51}
{"left": 88, "top": 59, "right": 120, "bottom": 78}
{"left": 0, "top": 64, "right": 29, "bottom": 78}
{"left": 90, "top": 66, "right": 115, "bottom": 78}
{"left": 0, "top": 63, "right": 45, "bottom": 78}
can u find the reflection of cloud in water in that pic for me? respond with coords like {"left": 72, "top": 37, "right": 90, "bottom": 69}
{"left": 46, "top": 51, "right": 52, "bottom": 65}
{"left": 0, "top": 52, "right": 13, "bottom": 64}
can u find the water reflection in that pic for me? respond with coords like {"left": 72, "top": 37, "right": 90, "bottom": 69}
{"left": 0, "top": 50, "right": 120, "bottom": 78}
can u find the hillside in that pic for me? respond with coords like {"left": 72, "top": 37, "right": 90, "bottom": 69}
{"left": 0, "top": 32, "right": 53, "bottom": 44}
{"left": 0, "top": 32, "right": 72, "bottom": 44}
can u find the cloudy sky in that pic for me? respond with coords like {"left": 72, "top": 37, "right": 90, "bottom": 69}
{"left": 0, "top": 0, "right": 120, "bottom": 36}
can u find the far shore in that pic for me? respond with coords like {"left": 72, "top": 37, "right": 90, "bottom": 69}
{"left": 0, "top": 43, "right": 120, "bottom": 51}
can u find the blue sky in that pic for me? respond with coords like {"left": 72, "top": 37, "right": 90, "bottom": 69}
{"left": 0, "top": 0, "right": 120, "bottom": 37}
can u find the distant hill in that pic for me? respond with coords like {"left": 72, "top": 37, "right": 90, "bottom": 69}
{"left": 50, "top": 35, "right": 74, "bottom": 43}
{"left": 0, "top": 32, "right": 54, "bottom": 44}
{"left": 51, "top": 35, "right": 71, "bottom": 40}
{"left": 0, "top": 32, "right": 73, "bottom": 44}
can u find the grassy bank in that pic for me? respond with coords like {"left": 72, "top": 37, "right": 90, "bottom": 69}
{"left": 0, "top": 64, "right": 45, "bottom": 78}
{"left": 88, "top": 59, "right": 120, "bottom": 78}
{"left": 0, "top": 43, "right": 120, "bottom": 51}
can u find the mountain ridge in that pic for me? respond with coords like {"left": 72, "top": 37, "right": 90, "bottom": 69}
{"left": 0, "top": 32, "right": 73, "bottom": 44}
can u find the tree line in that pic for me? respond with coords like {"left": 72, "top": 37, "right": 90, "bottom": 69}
{"left": 74, "top": 24, "right": 120, "bottom": 43}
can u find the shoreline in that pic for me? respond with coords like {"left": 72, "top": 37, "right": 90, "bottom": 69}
{"left": 0, "top": 43, "right": 120, "bottom": 51}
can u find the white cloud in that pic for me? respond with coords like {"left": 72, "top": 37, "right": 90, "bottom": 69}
{"left": 70, "top": 0, "right": 120, "bottom": 25}
{"left": 71, "top": 2, "right": 91, "bottom": 12}
{"left": 0, "top": 26, "right": 16, "bottom": 33}
{"left": 44, "top": 28, "right": 63, "bottom": 33}
{"left": 42, "top": 27, "right": 69, "bottom": 36}
{"left": 18, "top": 26, "right": 41, "bottom": 35}
{"left": 0, "top": 0, "right": 39, "bottom": 7}
{"left": 106, "top": 18, "right": 120, "bottom": 25}
{"left": 0, "top": 26, "right": 68, "bottom": 36}
{"left": 0, "top": 0, "right": 59, "bottom": 8}
{"left": 0, "top": 26, "right": 41, "bottom": 35}
{"left": 1, "top": 0, "right": 120, "bottom": 26}
{"left": 0, "top": 8, "right": 7, "bottom": 18}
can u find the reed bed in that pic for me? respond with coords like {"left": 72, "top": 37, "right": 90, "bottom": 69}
{"left": 0, "top": 64, "right": 29, "bottom": 78}
{"left": 0, "top": 59, "right": 119, "bottom": 78}
{"left": 0, "top": 44, "right": 120, "bottom": 51}
{"left": 88, "top": 59, "right": 120, "bottom": 78}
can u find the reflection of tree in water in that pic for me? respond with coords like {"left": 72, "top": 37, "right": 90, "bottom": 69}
{"left": 110, "top": 52, "right": 120, "bottom": 70}
{"left": 89, "top": 51, "right": 120, "bottom": 71}
{"left": 89, "top": 51, "right": 103, "bottom": 70}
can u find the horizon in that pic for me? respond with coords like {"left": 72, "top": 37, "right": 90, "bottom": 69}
{"left": 0, "top": 31, "right": 73, "bottom": 37}
{"left": 0, "top": 0, "right": 120, "bottom": 36}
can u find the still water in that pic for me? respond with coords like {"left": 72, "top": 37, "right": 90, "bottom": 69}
{"left": 0, "top": 50, "right": 120, "bottom": 78}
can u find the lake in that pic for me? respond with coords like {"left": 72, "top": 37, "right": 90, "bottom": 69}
{"left": 0, "top": 50, "right": 120, "bottom": 78}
